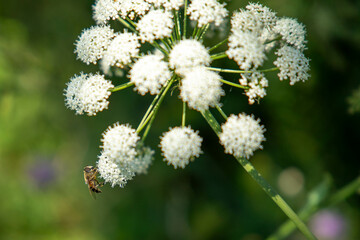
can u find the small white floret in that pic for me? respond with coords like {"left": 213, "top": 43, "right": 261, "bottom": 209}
{"left": 239, "top": 72, "right": 268, "bottom": 105}
{"left": 219, "top": 113, "right": 266, "bottom": 159}
{"left": 160, "top": 126, "right": 202, "bottom": 169}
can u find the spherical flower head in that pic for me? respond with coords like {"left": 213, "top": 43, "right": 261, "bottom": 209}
{"left": 101, "top": 123, "right": 140, "bottom": 164}
{"left": 97, "top": 154, "right": 128, "bottom": 188}
{"left": 274, "top": 17, "right": 307, "bottom": 51}
{"left": 169, "top": 39, "right": 211, "bottom": 76}
{"left": 74, "top": 25, "right": 115, "bottom": 65}
{"left": 239, "top": 72, "right": 268, "bottom": 104}
{"left": 129, "top": 54, "right": 171, "bottom": 95}
{"left": 227, "top": 30, "right": 266, "bottom": 70}
{"left": 274, "top": 45, "right": 310, "bottom": 85}
{"left": 137, "top": 9, "right": 174, "bottom": 43}
{"left": 160, "top": 126, "right": 202, "bottom": 169}
{"left": 219, "top": 113, "right": 266, "bottom": 159}
{"left": 187, "top": 0, "right": 228, "bottom": 27}
{"left": 118, "top": 0, "right": 151, "bottom": 20}
{"left": 145, "top": 0, "right": 184, "bottom": 11}
{"left": 93, "top": 0, "right": 121, "bottom": 25}
{"left": 64, "top": 73, "right": 114, "bottom": 116}
{"left": 180, "top": 67, "right": 224, "bottom": 111}
{"left": 64, "top": 72, "right": 87, "bottom": 114}
{"left": 101, "top": 32, "right": 140, "bottom": 74}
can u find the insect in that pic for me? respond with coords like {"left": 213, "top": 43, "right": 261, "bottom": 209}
{"left": 83, "top": 166, "right": 103, "bottom": 199}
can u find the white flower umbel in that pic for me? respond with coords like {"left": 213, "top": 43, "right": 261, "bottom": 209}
{"left": 219, "top": 113, "right": 266, "bottom": 159}
{"left": 74, "top": 25, "right": 115, "bottom": 65}
{"left": 101, "top": 32, "right": 140, "bottom": 74}
{"left": 239, "top": 72, "right": 268, "bottom": 105}
{"left": 101, "top": 123, "right": 140, "bottom": 163}
{"left": 187, "top": 0, "right": 228, "bottom": 27}
{"left": 274, "top": 45, "right": 310, "bottom": 85}
{"left": 97, "top": 154, "right": 128, "bottom": 188}
{"left": 92, "top": 0, "right": 121, "bottom": 25}
{"left": 64, "top": 73, "right": 114, "bottom": 116}
{"left": 160, "top": 126, "right": 202, "bottom": 169}
{"left": 118, "top": 0, "right": 151, "bottom": 20}
{"left": 169, "top": 39, "right": 211, "bottom": 75}
{"left": 145, "top": 0, "right": 184, "bottom": 11}
{"left": 129, "top": 54, "right": 171, "bottom": 95}
{"left": 227, "top": 30, "right": 266, "bottom": 70}
{"left": 137, "top": 9, "right": 174, "bottom": 43}
{"left": 274, "top": 17, "right": 307, "bottom": 51}
{"left": 180, "top": 67, "right": 224, "bottom": 111}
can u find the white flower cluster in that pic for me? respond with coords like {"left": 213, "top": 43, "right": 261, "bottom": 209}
{"left": 187, "top": 0, "right": 228, "bottom": 27}
{"left": 97, "top": 123, "right": 153, "bottom": 187}
{"left": 129, "top": 54, "right": 171, "bottom": 95}
{"left": 160, "top": 126, "right": 203, "bottom": 169}
{"left": 239, "top": 72, "right": 268, "bottom": 104}
{"left": 64, "top": 73, "right": 114, "bottom": 116}
{"left": 219, "top": 113, "right": 266, "bottom": 159}
{"left": 180, "top": 67, "right": 224, "bottom": 111}
{"left": 67, "top": 0, "right": 312, "bottom": 189}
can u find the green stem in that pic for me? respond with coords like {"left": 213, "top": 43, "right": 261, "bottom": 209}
{"left": 192, "top": 24, "right": 199, "bottom": 39}
{"left": 200, "top": 109, "right": 317, "bottom": 240}
{"left": 216, "top": 105, "right": 228, "bottom": 120}
{"left": 183, "top": 0, "right": 188, "bottom": 39}
{"left": 210, "top": 53, "right": 228, "bottom": 61}
{"left": 220, "top": 79, "right": 249, "bottom": 90}
{"left": 208, "top": 67, "right": 279, "bottom": 74}
{"left": 137, "top": 77, "right": 176, "bottom": 138}
{"left": 197, "top": 24, "right": 209, "bottom": 41}
{"left": 209, "top": 39, "right": 228, "bottom": 52}
{"left": 151, "top": 41, "right": 169, "bottom": 56}
{"left": 174, "top": 9, "right": 181, "bottom": 41}
{"left": 109, "top": 82, "right": 134, "bottom": 92}
{"left": 182, "top": 101, "right": 186, "bottom": 127}
{"left": 268, "top": 175, "right": 360, "bottom": 240}
{"left": 117, "top": 17, "right": 137, "bottom": 33}
{"left": 138, "top": 86, "right": 165, "bottom": 129}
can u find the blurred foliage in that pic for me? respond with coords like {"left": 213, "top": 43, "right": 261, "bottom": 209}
{"left": 0, "top": 0, "right": 359, "bottom": 239}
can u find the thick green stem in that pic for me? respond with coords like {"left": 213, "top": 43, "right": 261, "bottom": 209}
{"left": 182, "top": 101, "right": 186, "bottom": 127}
{"left": 183, "top": 0, "right": 188, "bottom": 39}
{"left": 109, "top": 82, "right": 134, "bottom": 92}
{"left": 268, "top": 175, "right": 360, "bottom": 240}
{"left": 200, "top": 109, "right": 317, "bottom": 240}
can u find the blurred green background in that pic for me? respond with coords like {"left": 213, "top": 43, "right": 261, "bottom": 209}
{"left": 0, "top": 0, "right": 359, "bottom": 239}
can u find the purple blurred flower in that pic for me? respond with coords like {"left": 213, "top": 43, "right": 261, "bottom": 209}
{"left": 27, "top": 158, "right": 57, "bottom": 188}
{"left": 310, "top": 210, "right": 347, "bottom": 240}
